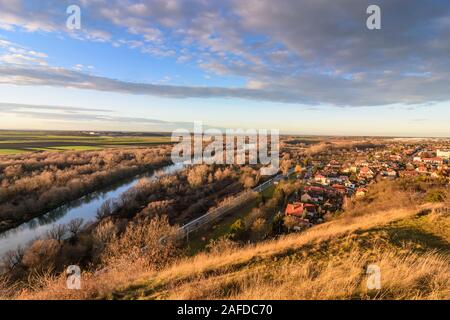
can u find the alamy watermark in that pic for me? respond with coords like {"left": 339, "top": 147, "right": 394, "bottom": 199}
{"left": 367, "top": 5, "right": 381, "bottom": 30}
{"left": 366, "top": 264, "right": 381, "bottom": 290}
{"left": 66, "top": 4, "right": 380, "bottom": 32}
{"left": 171, "top": 122, "right": 279, "bottom": 176}
{"left": 66, "top": 265, "right": 81, "bottom": 290}
{"left": 66, "top": 5, "right": 81, "bottom": 30}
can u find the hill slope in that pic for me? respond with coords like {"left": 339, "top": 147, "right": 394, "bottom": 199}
{"left": 12, "top": 203, "right": 449, "bottom": 300}
{"left": 111, "top": 205, "right": 449, "bottom": 300}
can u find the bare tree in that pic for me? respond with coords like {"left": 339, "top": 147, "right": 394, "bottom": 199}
{"left": 67, "top": 218, "right": 84, "bottom": 238}
{"left": 47, "top": 224, "right": 67, "bottom": 242}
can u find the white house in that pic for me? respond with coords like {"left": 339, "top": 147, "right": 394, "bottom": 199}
{"left": 437, "top": 149, "right": 450, "bottom": 160}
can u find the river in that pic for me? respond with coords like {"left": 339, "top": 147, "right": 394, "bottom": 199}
{"left": 0, "top": 162, "right": 184, "bottom": 258}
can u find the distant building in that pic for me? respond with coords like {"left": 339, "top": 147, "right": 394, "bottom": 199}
{"left": 314, "top": 174, "right": 330, "bottom": 185}
{"left": 301, "top": 193, "right": 313, "bottom": 203}
{"left": 416, "top": 166, "right": 428, "bottom": 174}
{"left": 359, "top": 167, "right": 374, "bottom": 179}
{"left": 422, "top": 157, "right": 444, "bottom": 165}
{"left": 437, "top": 149, "right": 450, "bottom": 159}
{"left": 355, "top": 188, "right": 368, "bottom": 198}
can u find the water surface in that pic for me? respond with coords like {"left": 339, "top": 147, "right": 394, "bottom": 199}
{"left": 0, "top": 163, "right": 183, "bottom": 258}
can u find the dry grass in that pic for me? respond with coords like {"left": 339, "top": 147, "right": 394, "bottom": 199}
{"left": 112, "top": 204, "right": 448, "bottom": 300}
{"left": 7, "top": 216, "right": 180, "bottom": 300}
{"left": 12, "top": 261, "right": 149, "bottom": 300}
{"left": 158, "top": 248, "right": 449, "bottom": 300}
{"left": 9, "top": 202, "right": 449, "bottom": 300}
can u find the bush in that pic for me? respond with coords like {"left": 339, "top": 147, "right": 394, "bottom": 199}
{"left": 22, "top": 239, "right": 61, "bottom": 270}
{"left": 205, "top": 236, "right": 239, "bottom": 255}
{"left": 228, "top": 219, "right": 246, "bottom": 240}
{"left": 270, "top": 213, "right": 285, "bottom": 235}
{"left": 100, "top": 216, "right": 180, "bottom": 271}
{"left": 425, "top": 190, "right": 446, "bottom": 203}
{"left": 251, "top": 218, "right": 266, "bottom": 240}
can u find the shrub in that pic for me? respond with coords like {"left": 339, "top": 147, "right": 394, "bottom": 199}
{"left": 100, "top": 216, "right": 180, "bottom": 271}
{"left": 425, "top": 190, "right": 446, "bottom": 203}
{"left": 270, "top": 212, "right": 285, "bottom": 235}
{"left": 250, "top": 218, "right": 266, "bottom": 240}
{"left": 22, "top": 239, "right": 61, "bottom": 270}
{"left": 205, "top": 236, "right": 239, "bottom": 255}
{"left": 228, "top": 219, "right": 246, "bottom": 240}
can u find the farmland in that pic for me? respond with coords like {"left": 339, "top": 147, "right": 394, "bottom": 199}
{"left": 0, "top": 130, "right": 173, "bottom": 155}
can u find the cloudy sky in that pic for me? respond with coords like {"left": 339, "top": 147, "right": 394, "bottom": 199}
{"left": 0, "top": 0, "right": 449, "bottom": 136}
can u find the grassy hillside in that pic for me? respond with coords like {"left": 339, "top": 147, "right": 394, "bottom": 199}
{"left": 111, "top": 205, "right": 449, "bottom": 300}
{"left": 14, "top": 201, "right": 449, "bottom": 300}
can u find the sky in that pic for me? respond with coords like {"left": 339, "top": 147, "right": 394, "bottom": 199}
{"left": 0, "top": 0, "right": 449, "bottom": 136}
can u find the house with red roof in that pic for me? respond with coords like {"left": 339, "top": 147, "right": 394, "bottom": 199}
{"left": 332, "top": 184, "right": 347, "bottom": 195}
{"left": 423, "top": 157, "right": 444, "bottom": 165}
{"left": 285, "top": 202, "right": 317, "bottom": 218}
{"left": 416, "top": 166, "right": 428, "bottom": 174}
{"left": 359, "top": 167, "right": 374, "bottom": 180}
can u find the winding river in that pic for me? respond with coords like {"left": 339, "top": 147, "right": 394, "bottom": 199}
{"left": 0, "top": 162, "right": 184, "bottom": 258}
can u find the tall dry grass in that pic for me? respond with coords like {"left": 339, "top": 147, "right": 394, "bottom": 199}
{"left": 167, "top": 247, "right": 449, "bottom": 300}
{"left": 114, "top": 204, "right": 449, "bottom": 300}
{"left": 8, "top": 216, "right": 181, "bottom": 300}
{"left": 9, "top": 203, "right": 449, "bottom": 300}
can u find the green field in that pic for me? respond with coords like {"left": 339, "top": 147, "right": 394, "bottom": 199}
{"left": 0, "top": 130, "right": 173, "bottom": 155}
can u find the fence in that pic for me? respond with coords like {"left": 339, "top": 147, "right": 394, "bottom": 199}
{"left": 174, "top": 190, "right": 258, "bottom": 240}
{"left": 171, "top": 168, "right": 294, "bottom": 241}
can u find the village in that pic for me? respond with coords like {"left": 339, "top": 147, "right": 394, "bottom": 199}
{"left": 281, "top": 142, "right": 450, "bottom": 231}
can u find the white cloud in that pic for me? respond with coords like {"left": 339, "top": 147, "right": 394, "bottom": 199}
{"left": 0, "top": 39, "right": 48, "bottom": 66}
{"left": 0, "top": 0, "right": 449, "bottom": 107}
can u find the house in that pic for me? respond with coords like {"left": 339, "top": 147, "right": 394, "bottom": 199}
{"left": 399, "top": 170, "right": 419, "bottom": 178}
{"left": 285, "top": 202, "right": 317, "bottom": 218}
{"left": 303, "top": 203, "right": 317, "bottom": 216}
{"left": 437, "top": 149, "right": 450, "bottom": 160}
{"left": 341, "top": 163, "right": 353, "bottom": 173}
{"left": 355, "top": 160, "right": 369, "bottom": 167}
{"left": 422, "top": 157, "right": 444, "bottom": 165}
{"left": 332, "top": 184, "right": 347, "bottom": 195}
{"left": 359, "top": 167, "right": 374, "bottom": 179}
{"left": 304, "top": 186, "right": 326, "bottom": 195}
{"left": 301, "top": 193, "right": 313, "bottom": 203}
{"left": 405, "top": 163, "right": 415, "bottom": 171}
{"left": 327, "top": 160, "right": 341, "bottom": 170}
{"left": 344, "top": 180, "right": 356, "bottom": 189}
{"left": 386, "top": 168, "right": 397, "bottom": 177}
{"left": 355, "top": 188, "right": 368, "bottom": 198}
{"left": 416, "top": 166, "right": 428, "bottom": 174}
{"left": 314, "top": 174, "right": 330, "bottom": 185}
{"left": 285, "top": 202, "right": 304, "bottom": 217}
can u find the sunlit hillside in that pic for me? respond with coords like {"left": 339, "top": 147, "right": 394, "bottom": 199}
{"left": 12, "top": 199, "right": 449, "bottom": 300}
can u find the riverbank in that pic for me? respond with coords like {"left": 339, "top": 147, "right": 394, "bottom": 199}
{"left": 0, "top": 160, "right": 173, "bottom": 234}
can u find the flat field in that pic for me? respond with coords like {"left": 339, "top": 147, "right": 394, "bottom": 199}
{"left": 0, "top": 130, "right": 173, "bottom": 155}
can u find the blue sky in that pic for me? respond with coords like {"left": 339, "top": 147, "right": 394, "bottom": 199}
{"left": 0, "top": 0, "right": 449, "bottom": 136}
